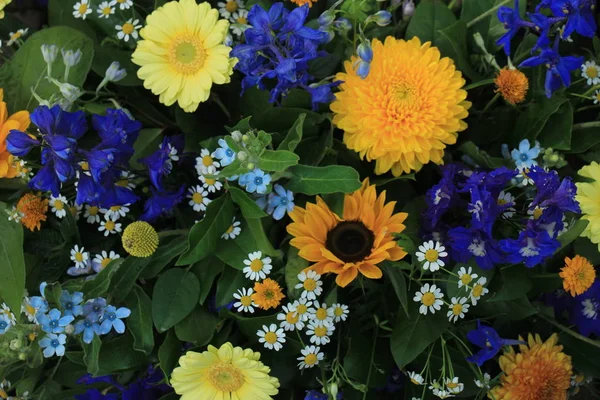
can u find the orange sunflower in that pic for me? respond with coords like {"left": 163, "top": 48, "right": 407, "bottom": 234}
{"left": 0, "top": 88, "right": 31, "bottom": 178}
{"left": 330, "top": 36, "right": 470, "bottom": 176}
{"left": 287, "top": 179, "right": 408, "bottom": 287}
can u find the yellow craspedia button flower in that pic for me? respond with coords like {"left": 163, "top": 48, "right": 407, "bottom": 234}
{"left": 122, "top": 221, "right": 159, "bottom": 258}
{"left": 330, "top": 36, "right": 471, "bottom": 176}
{"left": 171, "top": 342, "right": 280, "bottom": 400}
{"left": 131, "top": 0, "right": 237, "bottom": 113}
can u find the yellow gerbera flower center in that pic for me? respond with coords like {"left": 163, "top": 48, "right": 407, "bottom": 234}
{"left": 472, "top": 285, "right": 483, "bottom": 297}
{"left": 192, "top": 192, "right": 204, "bottom": 204}
{"left": 75, "top": 252, "right": 84, "bottom": 262}
{"left": 79, "top": 4, "right": 88, "bottom": 14}
{"left": 286, "top": 312, "right": 299, "bottom": 324}
{"left": 422, "top": 292, "right": 435, "bottom": 306}
{"left": 169, "top": 34, "right": 206, "bottom": 75}
{"left": 303, "top": 278, "right": 317, "bottom": 291}
{"left": 122, "top": 221, "right": 159, "bottom": 258}
{"left": 560, "top": 255, "right": 596, "bottom": 296}
{"left": 225, "top": 0, "right": 238, "bottom": 12}
{"left": 264, "top": 332, "right": 277, "bottom": 344}
{"left": 452, "top": 304, "right": 463, "bottom": 315}
{"left": 296, "top": 304, "right": 308, "bottom": 315}
{"left": 250, "top": 259, "right": 263, "bottom": 272}
{"left": 54, "top": 200, "right": 64, "bottom": 210}
{"left": 315, "top": 308, "right": 328, "bottom": 320}
{"left": 240, "top": 296, "right": 252, "bottom": 307}
{"left": 314, "top": 326, "right": 327, "bottom": 337}
{"left": 460, "top": 274, "right": 472, "bottom": 285}
{"left": 587, "top": 67, "right": 598, "bottom": 78}
{"left": 304, "top": 354, "right": 318, "bottom": 365}
{"left": 207, "top": 362, "right": 244, "bottom": 392}
{"left": 425, "top": 249, "right": 439, "bottom": 262}
{"left": 105, "top": 221, "right": 116, "bottom": 231}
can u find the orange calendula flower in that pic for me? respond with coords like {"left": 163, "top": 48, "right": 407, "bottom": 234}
{"left": 287, "top": 179, "right": 408, "bottom": 288}
{"left": 252, "top": 278, "right": 285, "bottom": 310}
{"left": 330, "top": 36, "right": 470, "bottom": 176}
{"left": 489, "top": 333, "right": 572, "bottom": 400}
{"left": 560, "top": 255, "right": 596, "bottom": 296}
{"left": 0, "top": 88, "right": 31, "bottom": 178}
{"left": 495, "top": 68, "right": 529, "bottom": 104}
{"left": 16, "top": 193, "right": 48, "bottom": 231}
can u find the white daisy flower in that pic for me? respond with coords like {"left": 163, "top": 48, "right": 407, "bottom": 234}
{"left": 231, "top": 9, "right": 250, "bottom": 36}
{"left": 198, "top": 167, "right": 223, "bottom": 193}
{"left": 92, "top": 251, "right": 120, "bottom": 273}
{"left": 187, "top": 186, "right": 211, "bottom": 213}
{"left": 219, "top": 0, "right": 245, "bottom": 19}
{"left": 475, "top": 373, "right": 491, "bottom": 389}
{"left": 582, "top": 60, "right": 600, "bottom": 86}
{"left": 15, "top": 159, "right": 33, "bottom": 179}
{"left": 6, "top": 206, "right": 23, "bottom": 224}
{"left": 277, "top": 304, "right": 305, "bottom": 331}
{"left": 69, "top": 203, "right": 83, "bottom": 220}
{"left": 233, "top": 288, "right": 256, "bottom": 313}
{"left": 116, "top": 171, "right": 137, "bottom": 189}
{"left": 407, "top": 371, "right": 425, "bottom": 385}
{"left": 297, "top": 345, "right": 323, "bottom": 370}
{"left": 447, "top": 297, "right": 470, "bottom": 323}
{"left": 70, "top": 245, "right": 89, "bottom": 269}
{"left": 98, "top": 214, "right": 122, "bottom": 236}
{"left": 445, "top": 377, "right": 464, "bottom": 394}
{"left": 289, "top": 298, "right": 312, "bottom": 322}
{"left": 96, "top": 1, "right": 115, "bottom": 18}
{"left": 593, "top": 89, "right": 600, "bottom": 104}
{"left": 7, "top": 29, "right": 28, "bottom": 46}
{"left": 413, "top": 283, "right": 444, "bottom": 315}
{"left": 84, "top": 205, "right": 101, "bottom": 224}
{"left": 21, "top": 297, "right": 38, "bottom": 323}
{"left": 1, "top": 303, "right": 16, "bottom": 325}
{"left": 221, "top": 217, "right": 241, "bottom": 240}
{"left": 497, "top": 191, "right": 516, "bottom": 218}
{"left": 457, "top": 266, "right": 478, "bottom": 289}
{"left": 470, "top": 277, "right": 489, "bottom": 306}
{"left": 432, "top": 388, "right": 454, "bottom": 399}
{"left": 242, "top": 251, "right": 272, "bottom": 281}
{"left": 415, "top": 240, "right": 447, "bottom": 272}
{"left": 160, "top": 141, "right": 180, "bottom": 162}
{"left": 308, "top": 301, "right": 334, "bottom": 327}
{"left": 109, "top": 0, "right": 133, "bottom": 10}
{"left": 196, "top": 149, "right": 220, "bottom": 174}
{"left": 306, "top": 320, "right": 334, "bottom": 345}
{"left": 295, "top": 270, "right": 323, "bottom": 300}
{"left": 73, "top": 0, "right": 93, "bottom": 19}
{"left": 515, "top": 166, "right": 534, "bottom": 186}
{"left": 527, "top": 205, "right": 546, "bottom": 220}
{"left": 115, "top": 19, "right": 142, "bottom": 42}
{"left": 100, "top": 204, "right": 130, "bottom": 220}
{"left": 330, "top": 303, "right": 349, "bottom": 323}
{"left": 257, "top": 324, "right": 286, "bottom": 351}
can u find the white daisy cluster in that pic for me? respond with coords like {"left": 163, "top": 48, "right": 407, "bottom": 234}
{"left": 217, "top": 0, "right": 250, "bottom": 43}
{"left": 578, "top": 60, "right": 600, "bottom": 104}
{"left": 67, "top": 244, "right": 121, "bottom": 277}
{"left": 71, "top": 0, "right": 141, "bottom": 43}
{"left": 190, "top": 144, "right": 230, "bottom": 223}
{"left": 407, "top": 371, "right": 465, "bottom": 399}
{"left": 456, "top": 266, "right": 489, "bottom": 306}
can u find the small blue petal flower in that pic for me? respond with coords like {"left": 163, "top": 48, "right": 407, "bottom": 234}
{"left": 74, "top": 317, "right": 102, "bottom": 344}
{"left": 510, "top": 139, "right": 540, "bottom": 169}
{"left": 267, "top": 184, "right": 294, "bottom": 220}
{"left": 212, "top": 138, "right": 236, "bottom": 167}
{"left": 466, "top": 321, "right": 524, "bottom": 366}
{"left": 243, "top": 168, "right": 271, "bottom": 194}
{"left": 37, "top": 308, "right": 75, "bottom": 334}
{"left": 499, "top": 224, "right": 560, "bottom": 267}
{"left": 0, "top": 314, "right": 12, "bottom": 334}
{"left": 39, "top": 333, "right": 67, "bottom": 358}
{"left": 372, "top": 10, "right": 392, "bottom": 26}
{"left": 60, "top": 291, "right": 84, "bottom": 317}
{"left": 99, "top": 305, "right": 131, "bottom": 335}
{"left": 83, "top": 298, "right": 107, "bottom": 322}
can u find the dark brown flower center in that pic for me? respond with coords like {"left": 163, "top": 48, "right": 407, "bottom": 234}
{"left": 326, "top": 221, "right": 374, "bottom": 263}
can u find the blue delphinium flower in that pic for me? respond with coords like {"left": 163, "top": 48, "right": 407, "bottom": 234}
{"left": 83, "top": 298, "right": 107, "bottom": 322}
{"left": 99, "top": 305, "right": 131, "bottom": 335}
{"left": 528, "top": 167, "right": 580, "bottom": 213}
{"left": 267, "top": 184, "right": 294, "bottom": 220}
{"left": 243, "top": 168, "right": 271, "bottom": 194}
{"left": 92, "top": 109, "right": 141, "bottom": 164}
{"left": 511, "top": 139, "right": 540, "bottom": 169}
{"left": 0, "top": 314, "right": 11, "bottom": 334}
{"left": 60, "top": 290, "right": 84, "bottom": 317}
{"left": 499, "top": 223, "right": 560, "bottom": 267}
{"left": 549, "top": 0, "right": 597, "bottom": 38}
{"left": 139, "top": 185, "right": 186, "bottom": 222}
{"left": 38, "top": 308, "right": 75, "bottom": 334}
{"left": 447, "top": 227, "right": 504, "bottom": 270}
{"left": 74, "top": 317, "right": 102, "bottom": 344}
{"left": 496, "top": 0, "right": 529, "bottom": 55}
{"left": 139, "top": 136, "right": 184, "bottom": 191}
{"left": 571, "top": 279, "right": 600, "bottom": 336}
{"left": 39, "top": 333, "right": 67, "bottom": 358}
{"left": 466, "top": 321, "right": 524, "bottom": 366}
{"left": 212, "top": 138, "right": 236, "bottom": 167}
{"left": 6, "top": 130, "right": 40, "bottom": 156}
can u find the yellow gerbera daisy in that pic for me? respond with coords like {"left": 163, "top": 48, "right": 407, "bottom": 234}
{"left": 330, "top": 36, "right": 471, "bottom": 176}
{"left": 489, "top": 333, "right": 572, "bottom": 400}
{"left": 0, "top": 88, "right": 30, "bottom": 178}
{"left": 287, "top": 179, "right": 408, "bottom": 287}
{"left": 576, "top": 162, "right": 600, "bottom": 250}
{"left": 131, "top": 0, "right": 237, "bottom": 113}
{"left": 560, "top": 255, "right": 596, "bottom": 296}
{"left": 171, "top": 342, "right": 280, "bottom": 400}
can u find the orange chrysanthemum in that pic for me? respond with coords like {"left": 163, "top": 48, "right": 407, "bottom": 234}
{"left": 0, "top": 88, "right": 30, "bottom": 178}
{"left": 489, "top": 333, "right": 572, "bottom": 400}
{"left": 252, "top": 278, "right": 285, "bottom": 310}
{"left": 16, "top": 193, "right": 48, "bottom": 231}
{"left": 287, "top": 179, "right": 408, "bottom": 287}
{"left": 290, "top": 0, "right": 316, "bottom": 7}
{"left": 330, "top": 36, "right": 470, "bottom": 176}
{"left": 495, "top": 68, "right": 529, "bottom": 104}
{"left": 560, "top": 255, "right": 596, "bottom": 296}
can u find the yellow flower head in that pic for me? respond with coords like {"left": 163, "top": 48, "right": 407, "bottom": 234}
{"left": 495, "top": 68, "right": 529, "bottom": 104}
{"left": 251, "top": 278, "right": 285, "bottom": 310}
{"left": 330, "top": 37, "right": 470, "bottom": 176}
{"left": 0, "top": 0, "right": 11, "bottom": 19}
{"left": 287, "top": 179, "right": 408, "bottom": 287}
{"left": 576, "top": 162, "right": 600, "bottom": 250}
{"left": 132, "top": 0, "right": 237, "bottom": 113}
{"left": 16, "top": 193, "right": 48, "bottom": 231}
{"left": 171, "top": 342, "right": 280, "bottom": 400}
{"left": 0, "top": 88, "right": 31, "bottom": 178}
{"left": 122, "top": 221, "right": 159, "bottom": 257}
{"left": 489, "top": 333, "right": 572, "bottom": 400}
{"left": 560, "top": 255, "right": 596, "bottom": 296}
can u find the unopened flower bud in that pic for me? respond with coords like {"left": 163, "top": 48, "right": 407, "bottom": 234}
{"left": 58, "top": 82, "right": 84, "bottom": 103}
{"left": 402, "top": 0, "right": 415, "bottom": 20}
{"left": 9, "top": 339, "right": 21, "bottom": 351}
{"left": 356, "top": 60, "right": 371, "bottom": 79}
{"left": 18, "top": 352, "right": 27, "bottom": 361}
{"left": 246, "top": 162, "right": 255, "bottom": 170}
{"left": 65, "top": 324, "right": 75, "bottom": 335}
{"left": 334, "top": 18, "right": 352, "bottom": 33}
{"left": 105, "top": 61, "right": 127, "bottom": 82}
{"left": 41, "top": 44, "right": 58, "bottom": 65}
{"left": 319, "top": 10, "right": 336, "bottom": 27}
{"left": 372, "top": 10, "right": 392, "bottom": 26}
{"left": 328, "top": 383, "right": 339, "bottom": 398}
{"left": 357, "top": 42, "right": 373, "bottom": 63}
{"left": 237, "top": 151, "right": 248, "bottom": 161}
{"left": 231, "top": 130, "right": 243, "bottom": 142}
{"left": 61, "top": 48, "right": 82, "bottom": 68}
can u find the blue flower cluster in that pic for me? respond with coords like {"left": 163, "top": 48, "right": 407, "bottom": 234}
{"left": 231, "top": 3, "right": 339, "bottom": 109}
{"left": 423, "top": 162, "right": 579, "bottom": 269}
{"left": 7, "top": 106, "right": 140, "bottom": 208}
{"left": 497, "top": 0, "right": 592, "bottom": 97}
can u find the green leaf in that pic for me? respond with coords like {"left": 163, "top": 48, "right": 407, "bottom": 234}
{"left": 278, "top": 114, "right": 305, "bottom": 152}
{"left": 436, "top": 21, "right": 483, "bottom": 82}
{"left": 474, "top": 296, "right": 537, "bottom": 320}
{"left": 130, "top": 129, "right": 163, "bottom": 170}
{"left": 405, "top": 0, "right": 457, "bottom": 46}
{"left": 124, "top": 285, "right": 154, "bottom": 355}
{"left": 96, "top": 333, "right": 149, "bottom": 375}
{"left": 0, "top": 26, "right": 94, "bottom": 113}
{"left": 215, "top": 266, "right": 246, "bottom": 307}
{"left": 487, "top": 267, "right": 532, "bottom": 302}
{"left": 245, "top": 217, "right": 278, "bottom": 256}
{"left": 513, "top": 96, "right": 569, "bottom": 143}
{"left": 462, "top": 0, "right": 526, "bottom": 51}
{"left": 158, "top": 330, "right": 181, "bottom": 383}
{"left": 287, "top": 165, "right": 362, "bottom": 195}
{"left": 537, "top": 101, "right": 573, "bottom": 151}
{"left": 226, "top": 116, "right": 252, "bottom": 133}
{"left": 568, "top": 122, "right": 600, "bottom": 153}
{"left": 222, "top": 310, "right": 279, "bottom": 343}
{"left": 459, "top": 141, "right": 506, "bottom": 169}
{"left": 80, "top": 259, "right": 124, "bottom": 299}
{"left": 152, "top": 268, "right": 200, "bottom": 333}
{"left": 252, "top": 107, "right": 324, "bottom": 133}
{"left": 391, "top": 301, "right": 449, "bottom": 368}
{"left": 109, "top": 257, "right": 152, "bottom": 303}
{"left": 258, "top": 150, "right": 299, "bottom": 172}
{"left": 190, "top": 258, "right": 225, "bottom": 305}
{"left": 0, "top": 203, "right": 26, "bottom": 315}
{"left": 82, "top": 336, "right": 101, "bottom": 376}
{"left": 138, "top": 239, "right": 189, "bottom": 279}
{"left": 558, "top": 219, "right": 589, "bottom": 250}
{"left": 284, "top": 247, "right": 309, "bottom": 300}
{"left": 574, "top": 237, "right": 600, "bottom": 265}
{"left": 177, "top": 194, "right": 235, "bottom": 265}
{"left": 229, "top": 187, "right": 268, "bottom": 219}
{"left": 559, "top": 332, "right": 600, "bottom": 376}
{"left": 384, "top": 263, "right": 410, "bottom": 318}
{"left": 174, "top": 306, "right": 218, "bottom": 346}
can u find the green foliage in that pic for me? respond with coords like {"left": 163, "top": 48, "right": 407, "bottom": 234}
{"left": 124, "top": 285, "right": 155, "bottom": 355}
{"left": 0, "top": 203, "right": 26, "bottom": 315}
{"left": 174, "top": 306, "right": 218, "bottom": 346}
{"left": 229, "top": 187, "right": 268, "bottom": 219}
{"left": 406, "top": 0, "right": 457, "bottom": 46}
{"left": 152, "top": 268, "right": 200, "bottom": 333}
{"left": 287, "top": 165, "right": 362, "bottom": 195}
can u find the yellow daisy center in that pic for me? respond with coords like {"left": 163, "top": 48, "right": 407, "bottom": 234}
{"left": 296, "top": 304, "right": 308, "bottom": 315}
{"left": 75, "top": 252, "right": 84, "bottom": 262}
{"left": 105, "top": 221, "right": 116, "bottom": 231}
{"left": 425, "top": 249, "right": 439, "bottom": 262}
{"left": 250, "top": 259, "right": 263, "bottom": 272}
{"left": 102, "top": 7, "right": 111, "bottom": 15}
{"left": 452, "top": 304, "right": 463, "bottom": 316}
{"left": 472, "top": 285, "right": 483, "bottom": 297}
{"left": 334, "top": 307, "right": 344, "bottom": 317}
{"left": 303, "top": 278, "right": 317, "bottom": 291}
{"left": 206, "top": 362, "right": 244, "bottom": 392}
{"left": 447, "top": 382, "right": 459, "bottom": 389}
{"left": 118, "top": 0, "right": 127, "bottom": 3}
{"left": 286, "top": 312, "right": 299, "bottom": 324}
{"left": 533, "top": 207, "right": 544, "bottom": 220}
{"left": 460, "top": 274, "right": 472, "bottom": 285}
{"left": 225, "top": 225, "right": 234, "bottom": 234}
{"left": 89, "top": 206, "right": 99, "bottom": 216}
{"left": 240, "top": 296, "right": 252, "bottom": 307}
{"left": 205, "top": 177, "right": 217, "bottom": 185}
{"left": 410, "top": 377, "right": 421, "bottom": 385}
{"left": 169, "top": 34, "right": 206, "bottom": 75}
{"left": 304, "top": 353, "right": 318, "bottom": 365}
{"left": 79, "top": 4, "right": 88, "bottom": 14}
{"left": 596, "top": 94, "right": 600, "bottom": 102}
{"left": 225, "top": 0, "right": 238, "bottom": 12}
{"left": 315, "top": 308, "right": 328, "bottom": 320}
{"left": 110, "top": 206, "right": 121, "bottom": 212}
{"left": 497, "top": 198, "right": 507, "bottom": 205}
{"left": 202, "top": 155, "right": 214, "bottom": 167}
{"left": 122, "top": 23, "right": 135, "bottom": 35}
{"left": 237, "top": 16, "right": 248, "bottom": 25}
{"left": 192, "top": 192, "right": 204, "bottom": 204}
{"left": 264, "top": 332, "right": 278, "bottom": 344}
{"left": 101, "top": 257, "right": 112, "bottom": 269}
{"left": 116, "top": 179, "right": 129, "bottom": 187}
{"left": 314, "top": 326, "right": 327, "bottom": 337}
{"left": 54, "top": 201, "right": 64, "bottom": 211}
{"left": 80, "top": 161, "right": 89, "bottom": 171}
{"left": 422, "top": 292, "right": 435, "bottom": 307}
{"left": 587, "top": 67, "right": 598, "bottom": 78}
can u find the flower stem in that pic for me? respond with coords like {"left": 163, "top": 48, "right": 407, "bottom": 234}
{"left": 537, "top": 311, "right": 600, "bottom": 350}
{"left": 361, "top": 322, "right": 379, "bottom": 400}
{"left": 573, "top": 121, "right": 600, "bottom": 131}
{"left": 466, "top": 0, "right": 512, "bottom": 29}
{"left": 158, "top": 229, "right": 189, "bottom": 239}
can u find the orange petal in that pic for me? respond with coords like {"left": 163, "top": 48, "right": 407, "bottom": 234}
{"left": 335, "top": 267, "right": 358, "bottom": 287}
{"left": 299, "top": 244, "right": 326, "bottom": 262}
{"left": 358, "top": 262, "right": 383, "bottom": 279}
